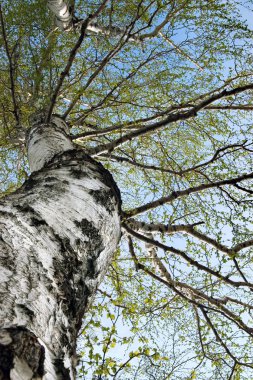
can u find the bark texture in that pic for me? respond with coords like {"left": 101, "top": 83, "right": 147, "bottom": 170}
{"left": 0, "top": 115, "right": 121, "bottom": 379}
{"left": 47, "top": 0, "right": 73, "bottom": 30}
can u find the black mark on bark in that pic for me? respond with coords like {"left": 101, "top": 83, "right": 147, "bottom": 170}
{"left": 54, "top": 358, "right": 71, "bottom": 380}
{"left": 30, "top": 217, "right": 48, "bottom": 227}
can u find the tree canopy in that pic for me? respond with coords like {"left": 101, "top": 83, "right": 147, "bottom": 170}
{"left": 1, "top": 0, "right": 253, "bottom": 379}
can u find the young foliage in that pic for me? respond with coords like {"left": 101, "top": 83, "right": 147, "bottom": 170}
{"left": 1, "top": 0, "right": 253, "bottom": 378}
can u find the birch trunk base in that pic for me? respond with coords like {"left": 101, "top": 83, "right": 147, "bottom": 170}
{"left": 0, "top": 117, "right": 121, "bottom": 379}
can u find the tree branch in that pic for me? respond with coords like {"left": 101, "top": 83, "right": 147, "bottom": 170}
{"left": 124, "top": 171, "right": 253, "bottom": 217}
{"left": 126, "top": 219, "right": 253, "bottom": 276}
{"left": 88, "top": 83, "right": 253, "bottom": 156}
{"left": 47, "top": 0, "right": 73, "bottom": 30}
{"left": 122, "top": 223, "right": 253, "bottom": 289}
{"left": 47, "top": 0, "right": 109, "bottom": 121}
{"left": 47, "top": 0, "right": 109, "bottom": 30}
{"left": 206, "top": 104, "right": 253, "bottom": 111}
{"left": 200, "top": 307, "right": 238, "bottom": 363}
{"left": 0, "top": 5, "right": 20, "bottom": 125}
{"left": 159, "top": 32, "right": 203, "bottom": 70}
{"left": 64, "top": 42, "right": 155, "bottom": 119}
{"left": 46, "top": 16, "right": 91, "bottom": 121}
{"left": 125, "top": 228, "right": 253, "bottom": 339}
{"left": 139, "top": 0, "right": 189, "bottom": 40}
{"left": 95, "top": 141, "right": 251, "bottom": 178}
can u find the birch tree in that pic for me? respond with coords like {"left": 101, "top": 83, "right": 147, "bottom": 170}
{"left": 1, "top": 0, "right": 253, "bottom": 379}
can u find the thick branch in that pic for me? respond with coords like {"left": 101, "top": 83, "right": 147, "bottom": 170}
{"left": 128, "top": 218, "right": 253, "bottom": 260}
{"left": 88, "top": 83, "right": 253, "bottom": 156}
{"left": 123, "top": 223, "right": 253, "bottom": 289}
{"left": 47, "top": 0, "right": 109, "bottom": 31}
{"left": 125, "top": 228, "right": 253, "bottom": 337}
{"left": 205, "top": 104, "right": 253, "bottom": 111}
{"left": 124, "top": 171, "right": 253, "bottom": 217}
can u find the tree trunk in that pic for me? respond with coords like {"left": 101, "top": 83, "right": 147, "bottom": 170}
{"left": 0, "top": 115, "right": 121, "bottom": 379}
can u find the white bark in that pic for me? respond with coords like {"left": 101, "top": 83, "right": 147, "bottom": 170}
{"left": 47, "top": 0, "right": 73, "bottom": 31}
{"left": 47, "top": 0, "right": 139, "bottom": 41}
{"left": 0, "top": 115, "right": 121, "bottom": 379}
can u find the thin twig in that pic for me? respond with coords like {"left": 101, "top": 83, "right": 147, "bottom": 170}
{"left": 159, "top": 32, "right": 203, "bottom": 70}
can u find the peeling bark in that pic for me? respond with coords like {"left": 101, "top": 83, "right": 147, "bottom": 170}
{"left": 0, "top": 115, "right": 121, "bottom": 379}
